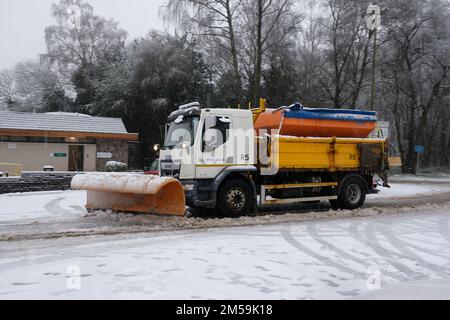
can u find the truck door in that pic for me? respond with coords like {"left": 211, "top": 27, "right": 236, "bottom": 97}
{"left": 197, "top": 114, "right": 232, "bottom": 179}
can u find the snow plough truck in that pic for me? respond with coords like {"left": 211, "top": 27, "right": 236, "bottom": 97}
{"left": 72, "top": 99, "right": 390, "bottom": 216}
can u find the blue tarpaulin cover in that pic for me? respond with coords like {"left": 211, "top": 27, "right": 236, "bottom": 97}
{"left": 284, "top": 103, "right": 377, "bottom": 122}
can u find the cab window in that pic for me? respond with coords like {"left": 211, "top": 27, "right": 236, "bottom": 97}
{"left": 202, "top": 116, "right": 231, "bottom": 152}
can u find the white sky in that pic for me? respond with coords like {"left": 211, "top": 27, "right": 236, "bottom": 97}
{"left": 0, "top": 0, "right": 171, "bottom": 70}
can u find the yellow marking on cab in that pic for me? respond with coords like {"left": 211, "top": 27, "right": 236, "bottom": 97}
{"left": 196, "top": 164, "right": 252, "bottom": 168}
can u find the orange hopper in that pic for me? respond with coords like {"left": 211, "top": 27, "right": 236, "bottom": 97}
{"left": 254, "top": 103, "right": 377, "bottom": 138}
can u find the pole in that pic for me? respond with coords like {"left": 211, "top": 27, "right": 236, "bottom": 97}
{"left": 416, "top": 152, "right": 420, "bottom": 176}
{"left": 367, "top": 4, "right": 381, "bottom": 111}
{"left": 370, "top": 28, "right": 377, "bottom": 111}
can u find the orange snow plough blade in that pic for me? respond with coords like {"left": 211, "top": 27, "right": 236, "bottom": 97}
{"left": 71, "top": 173, "right": 186, "bottom": 216}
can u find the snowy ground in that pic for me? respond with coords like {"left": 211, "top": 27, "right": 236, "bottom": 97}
{"left": 0, "top": 178, "right": 450, "bottom": 299}
{"left": 0, "top": 190, "right": 86, "bottom": 223}
{"left": 389, "top": 173, "right": 450, "bottom": 183}
{"left": 369, "top": 182, "right": 450, "bottom": 199}
{"left": 1, "top": 182, "right": 449, "bottom": 225}
{"left": 0, "top": 208, "right": 449, "bottom": 299}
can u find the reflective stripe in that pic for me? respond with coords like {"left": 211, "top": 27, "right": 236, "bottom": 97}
{"left": 196, "top": 164, "right": 253, "bottom": 168}
{"left": 264, "top": 182, "right": 338, "bottom": 190}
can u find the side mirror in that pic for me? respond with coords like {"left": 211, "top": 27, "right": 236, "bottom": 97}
{"left": 181, "top": 141, "right": 191, "bottom": 149}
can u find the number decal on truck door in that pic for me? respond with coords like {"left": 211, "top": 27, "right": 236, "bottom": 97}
{"left": 241, "top": 154, "right": 250, "bottom": 161}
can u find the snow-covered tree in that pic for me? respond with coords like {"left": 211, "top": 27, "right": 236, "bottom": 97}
{"left": 379, "top": 0, "right": 450, "bottom": 172}
{"left": 0, "top": 69, "right": 18, "bottom": 108}
{"left": 45, "top": 0, "right": 127, "bottom": 110}
{"left": 13, "top": 60, "right": 71, "bottom": 112}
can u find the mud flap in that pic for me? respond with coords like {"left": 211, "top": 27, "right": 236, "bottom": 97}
{"left": 377, "top": 170, "right": 390, "bottom": 188}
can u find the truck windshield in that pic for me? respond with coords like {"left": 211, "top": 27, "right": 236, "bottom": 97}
{"left": 163, "top": 116, "right": 199, "bottom": 149}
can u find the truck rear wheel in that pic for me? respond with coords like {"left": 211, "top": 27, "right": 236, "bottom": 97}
{"left": 218, "top": 179, "right": 253, "bottom": 217}
{"left": 339, "top": 177, "right": 366, "bottom": 210}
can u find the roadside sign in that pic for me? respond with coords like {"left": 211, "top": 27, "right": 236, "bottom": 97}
{"left": 415, "top": 146, "right": 424, "bottom": 175}
{"left": 367, "top": 4, "right": 381, "bottom": 31}
{"left": 415, "top": 146, "right": 425, "bottom": 153}
{"left": 50, "top": 153, "right": 67, "bottom": 158}
{"left": 97, "top": 152, "right": 113, "bottom": 159}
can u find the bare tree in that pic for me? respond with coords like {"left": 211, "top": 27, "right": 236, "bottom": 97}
{"left": 380, "top": 0, "right": 450, "bottom": 172}
{"left": 164, "top": 0, "right": 244, "bottom": 103}
{"left": 45, "top": 0, "right": 127, "bottom": 69}
{"left": 318, "top": 0, "right": 373, "bottom": 109}
{"left": 292, "top": 0, "right": 327, "bottom": 107}
{"left": 240, "top": 0, "right": 301, "bottom": 105}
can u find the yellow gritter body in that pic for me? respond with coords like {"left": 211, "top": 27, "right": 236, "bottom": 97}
{"left": 267, "top": 135, "right": 387, "bottom": 172}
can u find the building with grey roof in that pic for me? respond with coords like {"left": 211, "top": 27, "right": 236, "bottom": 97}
{"left": 0, "top": 110, "right": 139, "bottom": 172}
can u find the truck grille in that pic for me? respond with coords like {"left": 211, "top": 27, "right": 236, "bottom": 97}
{"left": 160, "top": 159, "right": 181, "bottom": 178}
{"left": 160, "top": 169, "right": 180, "bottom": 178}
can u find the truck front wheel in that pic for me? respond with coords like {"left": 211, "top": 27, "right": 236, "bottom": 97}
{"left": 339, "top": 177, "right": 366, "bottom": 210}
{"left": 218, "top": 179, "right": 253, "bottom": 217}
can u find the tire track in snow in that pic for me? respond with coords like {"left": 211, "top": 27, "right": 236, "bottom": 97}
{"left": 306, "top": 221, "right": 404, "bottom": 282}
{"left": 387, "top": 234, "right": 450, "bottom": 261}
{"left": 43, "top": 197, "right": 71, "bottom": 216}
{"left": 438, "top": 214, "right": 450, "bottom": 245}
{"left": 375, "top": 222, "right": 450, "bottom": 277}
{"left": 362, "top": 222, "right": 426, "bottom": 279}
{"left": 281, "top": 227, "right": 365, "bottom": 277}
{"left": 306, "top": 222, "right": 371, "bottom": 268}
{"left": 346, "top": 220, "right": 411, "bottom": 281}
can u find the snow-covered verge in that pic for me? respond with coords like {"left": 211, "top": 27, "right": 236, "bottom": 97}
{"left": 0, "top": 208, "right": 449, "bottom": 299}
{"left": 368, "top": 182, "right": 450, "bottom": 199}
{"left": 85, "top": 201, "right": 450, "bottom": 233}
{"left": 390, "top": 173, "right": 450, "bottom": 183}
{"left": 0, "top": 190, "right": 86, "bottom": 223}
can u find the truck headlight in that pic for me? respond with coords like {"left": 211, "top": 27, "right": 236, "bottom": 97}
{"left": 183, "top": 184, "right": 195, "bottom": 191}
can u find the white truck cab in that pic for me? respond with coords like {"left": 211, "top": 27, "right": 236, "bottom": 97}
{"left": 159, "top": 103, "right": 257, "bottom": 211}
{"left": 160, "top": 104, "right": 256, "bottom": 179}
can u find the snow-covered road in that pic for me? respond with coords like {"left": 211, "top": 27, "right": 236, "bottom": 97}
{"left": 0, "top": 208, "right": 450, "bottom": 299}
{"left": 1, "top": 178, "right": 450, "bottom": 299}
{"left": 1, "top": 180, "right": 450, "bottom": 241}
